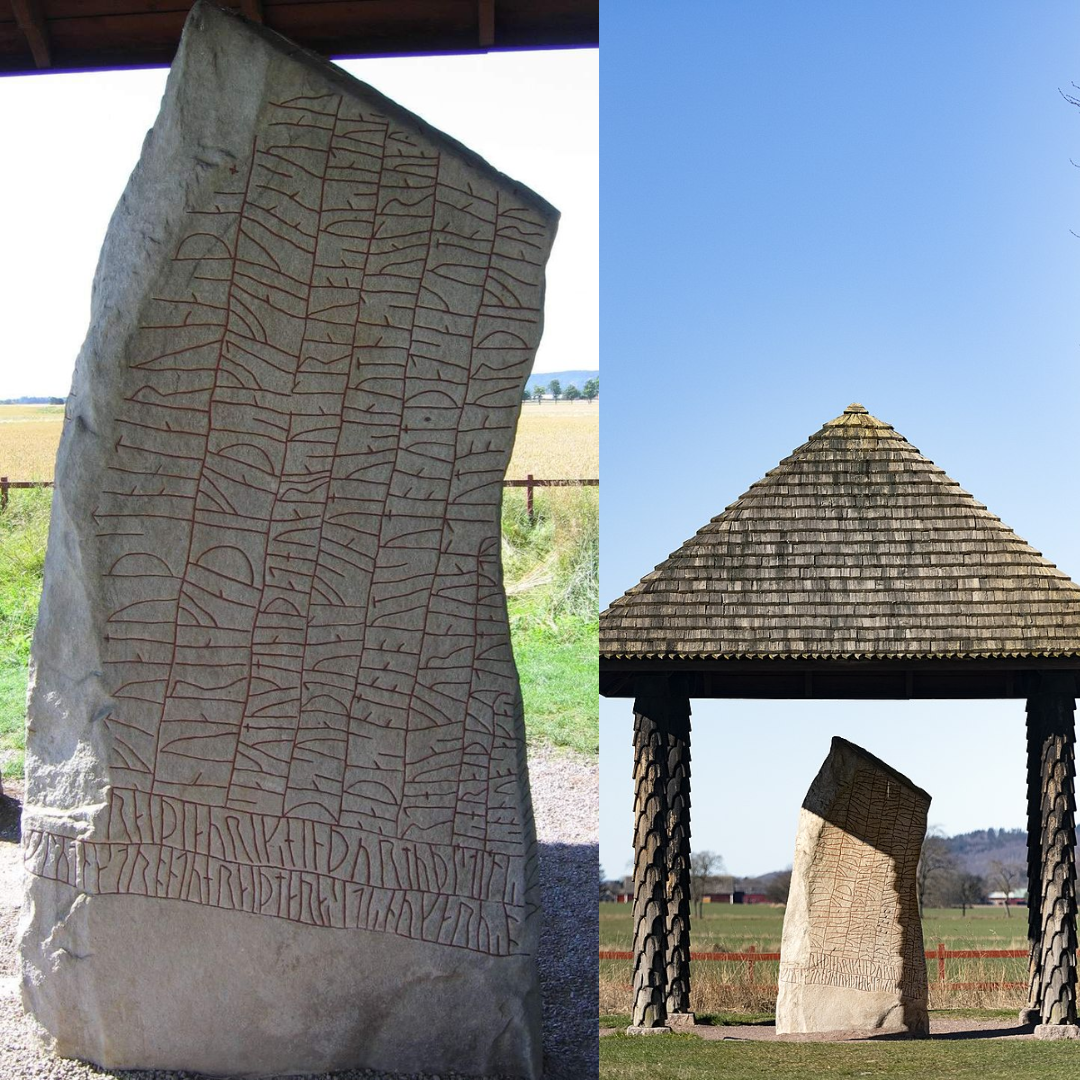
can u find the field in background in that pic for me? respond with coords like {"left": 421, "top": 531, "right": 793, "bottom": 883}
{"left": 0, "top": 400, "right": 600, "bottom": 485}
{"left": 600, "top": 903, "right": 1030, "bottom": 951}
{"left": 509, "top": 399, "right": 599, "bottom": 479}
{"left": 0, "top": 405, "right": 63, "bottom": 480}
{"left": 600, "top": 903, "right": 1030, "bottom": 1016}
{"left": 0, "top": 400, "right": 599, "bottom": 776}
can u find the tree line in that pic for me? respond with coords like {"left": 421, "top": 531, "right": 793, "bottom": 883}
{"left": 523, "top": 376, "right": 598, "bottom": 402}
{"left": 603, "top": 838, "right": 1029, "bottom": 918}
{"left": 917, "top": 831, "right": 1025, "bottom": 916}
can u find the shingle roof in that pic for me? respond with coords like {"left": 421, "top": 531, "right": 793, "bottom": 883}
{"left": 601, "top": 404, "right": 1080, "bottom": 661}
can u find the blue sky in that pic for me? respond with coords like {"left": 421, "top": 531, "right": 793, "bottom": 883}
{"left": 600, "top": 1, "right": 1080, "bottom": 879}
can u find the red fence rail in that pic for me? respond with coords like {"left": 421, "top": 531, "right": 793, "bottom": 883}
{"left": 600, "top": 943, "right": 1030, "bottom": 991}
{"left": 0, "top": 475, "right": 598, "bottom": 517}
{"left": 504, "top": 474, "right": 599, "bottom": 521}
{"left": 0, "top": 477, "right": 52, "bottom": 511}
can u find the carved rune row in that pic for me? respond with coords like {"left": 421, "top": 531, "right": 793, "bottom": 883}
{"left": 40, "top": 91, "right": 550, "bottom": 954}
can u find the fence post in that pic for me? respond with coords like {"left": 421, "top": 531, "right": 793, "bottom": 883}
{"left": 938, "top": 942, "right": 946, "bottom": 984}
{"left": 0, "top": 477, "right": 7, "bottom": 513}
{"left": 747, "top": 944, "right": 756, "bottom": 984}
{"left": 526, "top": 473, "right": 534, "bottom": 524}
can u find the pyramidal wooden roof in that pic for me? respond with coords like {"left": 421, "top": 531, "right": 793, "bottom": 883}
{"left": 601, "top": 404, "right": 1080, "bottom": 661}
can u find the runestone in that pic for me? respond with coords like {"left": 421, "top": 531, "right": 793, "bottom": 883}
{"left": 18, "top": 4, "right": 557, "bottom": 1077}
{"left": 776, "top": 737, "right": 930, "bottom": 1036}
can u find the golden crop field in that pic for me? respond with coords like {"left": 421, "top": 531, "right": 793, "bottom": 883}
{"left": 0, "top": 406, "right": 64, "bottom": 481}
{"left": 0, "top": 399, "right": 600, "bottom": 483}
{"left": 508, "top": 400, "right": 599, "bottom": 480}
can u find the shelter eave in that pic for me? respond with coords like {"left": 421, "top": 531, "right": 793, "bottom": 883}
{"left": 0, "top": 1, "right": 599, "bottom": 76}
{"left": 599, "top": 653, "right": 1080, "bottom": 701}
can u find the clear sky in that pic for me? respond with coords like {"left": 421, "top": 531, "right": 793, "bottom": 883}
{"left": 601, "top": 1, "right": 1080, "bottom": 881}
{"left": 0, "top": 48, "right": 597, "bottom": 399}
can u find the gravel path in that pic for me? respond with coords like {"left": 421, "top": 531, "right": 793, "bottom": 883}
{"left": 0, "top": 745, "right": 598, "bottom": 1079}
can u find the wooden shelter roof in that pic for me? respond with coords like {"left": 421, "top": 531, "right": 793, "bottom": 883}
{"left": 601, "top": 404, "right": 1080, "bottom": 665}
{"left": 1, "top": 1, "right": 597, "bottom": 75}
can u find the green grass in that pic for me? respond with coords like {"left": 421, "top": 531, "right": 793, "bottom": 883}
{"left": 601, "top": 1034, "right": 1080, "bottom": 1080}
{"left": 0, "top": 488, "right": 50, "bottom": 778}
{"left": 0, "top": 483, "right": 598, "bottom": 781}
{"left": 503, "top": 487, "right": 598, "bottom": 755}
{"left": 600, "top": 904, "right": 1029, "bottom": 951}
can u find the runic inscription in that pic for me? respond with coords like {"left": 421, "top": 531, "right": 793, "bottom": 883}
{"left": 776, "top": 738, "right": 930, "bottom": 1035}
{"left": 25, "top": 90, "right": 553, "bottom": 957}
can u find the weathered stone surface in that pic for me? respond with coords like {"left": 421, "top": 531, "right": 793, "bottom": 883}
{"left": 776, "top": 737, "right": 930, "bottom": 1037}
{"left": 18, "top": 4, "right": 557, "bottom": 1076}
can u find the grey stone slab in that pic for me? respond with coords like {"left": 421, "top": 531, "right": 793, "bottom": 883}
{"left": 18, "top": 4, "right": 558, "bottom": 1077}
{"left": 776, "top": 737, "right": 930, "bottom": 1037}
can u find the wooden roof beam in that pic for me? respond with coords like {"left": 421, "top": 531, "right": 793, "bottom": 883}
{"left": 10, "top": 0, "right": 51, "bottom": 68}
{"left": 478, "top": 0, "right": 495, "bottom": 47}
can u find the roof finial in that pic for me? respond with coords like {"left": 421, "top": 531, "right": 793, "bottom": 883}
{"left": 845, "top": 403, "right": 868, "bottom": 414}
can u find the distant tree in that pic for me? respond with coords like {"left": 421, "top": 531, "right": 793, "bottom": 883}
{"left": 522, "top": 386, "right": 532, "bottom": 402}
{"left": 599, "top": 861, "right": 618, "bottom": 902}
{"left": 565, "top": 384, "right": 582, "bottom": 401}
{"left": 765, "top": 869, "right": 792, "bottom": 905}
{"left": 918, "top": 831, "right": 959, "bottom": 914}
{"left": 533, "top": 385, "right": 544, "bottom": 404}
{"left": 583, "top": 377, "right": 599, "bottom": 401}
{"left": 952, "top": 872, "right": 987, "bottom": 916}
{"left": 690, "top": 850, "right": 724, "bottom": 918}
{"left": 547, "top": 379, "right": 562, "bottom": 401}
{"left": 990, "top": 859, "right": 1024, "bottom": 918}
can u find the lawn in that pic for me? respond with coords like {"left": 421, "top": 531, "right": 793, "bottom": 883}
{"left": 0, "top": 399, "right": 599, "bottom": 776}
{"left": 601, "top": 1032, "right": 1080, "bottom": 1080}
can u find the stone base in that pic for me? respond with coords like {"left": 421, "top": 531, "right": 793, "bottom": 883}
{"left": 21, "top": 884, "right": 541, "bottom": 1078}
{"left": 776, "top": 982, "right": 929, "bottom": 1038}
{"left": 666, "top": 1012, "right": 696, "bottom": 1028}
{"left": 625, "top": 1025, "right": 672, "bottom": 1035}
{"left": 1034, "top": 1024, "right": 1080, "bottom": 1040}
{"left": 1019, "top": 1007, "right": 1041, "bottom": 1026}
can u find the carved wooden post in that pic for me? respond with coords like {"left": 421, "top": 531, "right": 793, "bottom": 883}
{"left": 1027, "top": 687, "right": 1078, "bottom": 1030}
{"left": 1025, "top": 695, "right": 1044, "bottom": 1024}
{"left": 630, "top": 691, "right": 668, "bottom": 1028}
{"left": 664, "top": 698, "right": 692, "bottom": 1017}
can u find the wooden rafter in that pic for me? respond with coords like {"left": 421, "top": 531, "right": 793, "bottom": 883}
{"left": 478, "top": 0, "right": 495, "bottom": 47}
{"left": 10, "top": 0, "right": 51, "bottom": 69}
{"left": 0, "top": 1, "right": 597, "bottom": 76}
{"left": 239, "top": 0, "right": 264, "bottom": 25}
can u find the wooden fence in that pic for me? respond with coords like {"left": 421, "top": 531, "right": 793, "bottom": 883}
{"left": 0, "top": 475, "right": 599, "bottom": 518}
{"left": 504, "top": 475, "right": 599, "bottom": 521}
{"left": 599, "top": 944, "right": 1029, "bottom": 991}
{"left": 0, "top": 477, "right": 51, "bottom": 511}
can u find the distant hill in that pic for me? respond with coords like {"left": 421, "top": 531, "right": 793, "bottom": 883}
{"left": 946, "top": 827, "right": 1026, "bottom": 878}
{"left": 743, "top": 827, "right": 1027, "bottom": 883}
{"left": 0, "top": 396, "right": 65, "bottom": 405}
{"left": 526, "top": 369, "right": 598, "bottom": 393}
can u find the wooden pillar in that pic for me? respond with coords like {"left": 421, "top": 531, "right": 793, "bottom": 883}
{"left": 1027, "top": 687, "right": 1078, "bottom": 1028}
{"left": 664, "top": 700, "right": 692, "bottom": 1017}
{"left": 1024, "top": 694, "right": 1043, "bottom": 1023}
{"left": 629, "top": 679, "right": 692, "bottom": 1028}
